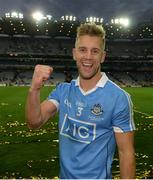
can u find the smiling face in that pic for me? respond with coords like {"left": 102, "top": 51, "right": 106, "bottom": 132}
{"left": 73, "top": 35, "right": 105, "bottom": 80}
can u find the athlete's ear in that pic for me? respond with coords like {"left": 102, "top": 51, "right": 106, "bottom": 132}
{"left": 73, "top": 48, "right": 76, "bottom": 61}
{"left": 101, "top": 51, "right": 106, "bottom": 63}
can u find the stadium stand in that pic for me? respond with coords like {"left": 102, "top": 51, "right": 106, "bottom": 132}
{"left": 0, "top": 16, "right": 153, "bottom": 87}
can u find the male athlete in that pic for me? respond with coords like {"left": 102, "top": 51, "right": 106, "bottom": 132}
{"left": 26, "top": 23, "right": 135, "bottom": 179}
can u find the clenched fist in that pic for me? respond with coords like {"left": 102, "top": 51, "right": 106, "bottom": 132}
{"left": 30, "top": 64, "right": 53, "bottom": 91}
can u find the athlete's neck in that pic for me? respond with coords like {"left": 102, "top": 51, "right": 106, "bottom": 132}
{"left": 79, "top": 73, "right": 102, "bottom": 92}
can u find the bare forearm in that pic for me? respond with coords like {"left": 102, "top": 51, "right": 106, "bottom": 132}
{"left": 26, "top": 88, "right": 42, "bottom": 129}
{"left": 26, "top": 65, "right": 54, "bottom": 129}
{"left": 119, "top": 151, "right": 136, "bottom": 179}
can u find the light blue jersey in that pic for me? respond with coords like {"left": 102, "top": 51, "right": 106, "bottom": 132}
{"left": 48, "top": 73, "right": 135, "bottom": 179}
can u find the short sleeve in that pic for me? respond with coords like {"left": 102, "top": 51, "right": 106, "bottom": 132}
{"left": 47, "top": 84, "right": 62, "bottom": 111}
{"left": 112, "top": 92, "right": 135, "bottom": 133}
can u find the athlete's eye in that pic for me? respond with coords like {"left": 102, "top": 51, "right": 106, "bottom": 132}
{"left": 91, "top": 49, "right": 100, "bottom": 55}
{"left": 78, "top": 47, "right": 87, "bottom": 53}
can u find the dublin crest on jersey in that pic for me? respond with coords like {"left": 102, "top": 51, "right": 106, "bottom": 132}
{"left": 91, "top": 104, "right": 103, "bottom": 116}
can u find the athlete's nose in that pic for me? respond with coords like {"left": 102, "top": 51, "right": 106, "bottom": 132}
{"left": 84, "top": 50, "right": 92, "bottom": 59}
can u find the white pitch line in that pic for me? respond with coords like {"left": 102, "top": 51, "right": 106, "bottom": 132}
{"left": 134, "top": 109, "right": 152, "bottom": 117}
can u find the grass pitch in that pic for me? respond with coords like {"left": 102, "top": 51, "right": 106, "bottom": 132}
{"left": 0, "top": 86, "right": 153, "bottom": 179}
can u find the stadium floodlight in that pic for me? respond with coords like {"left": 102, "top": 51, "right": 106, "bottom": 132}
{"left": 32, "top": 12, "right": 52, "bottom": 22}
{"left": 114, "top": 18, "right": 119, "bottom": 24}
{"left": 86, "top": 16, "right": 103, "bottom": 23}
{"left": 100, "top": 18, "right": 103, "bottom": 23}
{"left": 18, "top": 13, "right": 24, "bottom": 19}
{"left": 11, "top": 11, "right": 18, "bottom": 18}
{"left": 32, "top": 11, "right": 44, "bottom": 21}
{"left": 111, "top": 17, "right": 130, "bottom": 27}
{"left": 5, "top": 12, "right": 24, "bottom": 19}
{"left": 66, "top": 15, "right": 69, "bottom": 21}
{"left": 120, "top": 18, "right": 129, "bottom": 27}
{"left": 69, "top": 15, "right": 73, "bottom": 21}
{"left": 5, "top": 13, "right": 10, "bottom": 18}
{"left": 46, "top": 15, "right": 52, "bottom": 20}
{"left": 60, "top": 15, "right": 76, "bottom": 21}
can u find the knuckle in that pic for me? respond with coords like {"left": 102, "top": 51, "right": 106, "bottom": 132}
{"left": 35, "top": 64, "right": 40, "bottom": 69}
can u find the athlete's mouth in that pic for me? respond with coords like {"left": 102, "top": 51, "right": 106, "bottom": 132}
{"left": 82, "top": 62, "right": 93, "bottom": 68}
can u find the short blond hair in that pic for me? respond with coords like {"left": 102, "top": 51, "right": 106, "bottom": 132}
{"left": 75, "top": 23, "right": 106, "bottom": 51}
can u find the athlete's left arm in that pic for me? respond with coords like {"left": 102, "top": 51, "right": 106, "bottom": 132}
{"left": 115, "top": 131, "right": 135, "bottom": 179}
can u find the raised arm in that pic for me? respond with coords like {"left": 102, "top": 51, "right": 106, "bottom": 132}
{"left": 26, "top": 64, "right": 57, "bottom": 129}
{"left": 115, "top": 131, "right": 136, "bottom": 179}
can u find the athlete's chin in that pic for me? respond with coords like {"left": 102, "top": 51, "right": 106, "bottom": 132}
{"left": 77, "top": 65, "right": 101, "bottom": 80}
{"left": 79, "top": 72, "right": 95, "bottom": 80}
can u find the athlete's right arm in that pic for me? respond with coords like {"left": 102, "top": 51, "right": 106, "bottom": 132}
{"left": 26, "top": 64, "right": 57, "bottom": 129}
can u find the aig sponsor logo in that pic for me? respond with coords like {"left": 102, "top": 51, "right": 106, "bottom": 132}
{"left": 60, "top": 114, "right": 96, "bottom": 144}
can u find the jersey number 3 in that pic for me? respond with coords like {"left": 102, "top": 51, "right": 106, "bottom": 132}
{"left": 76, "top": 107, "right": 83, "bottom": 116}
